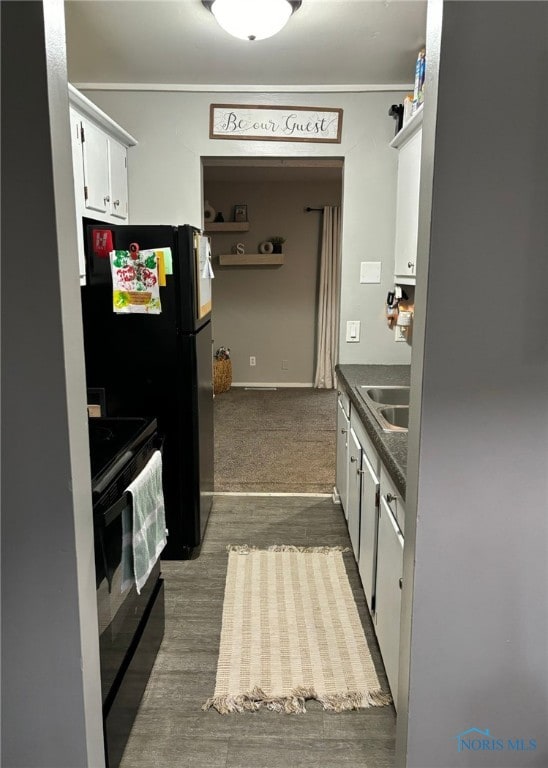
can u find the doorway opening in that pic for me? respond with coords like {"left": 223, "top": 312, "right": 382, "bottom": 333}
{"left": 201, "top": 156, "right": 344, "bottom": 495}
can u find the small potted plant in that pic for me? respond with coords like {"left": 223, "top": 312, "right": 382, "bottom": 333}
{"left": 268, "top": 236, "right": 285, "bottom": 254}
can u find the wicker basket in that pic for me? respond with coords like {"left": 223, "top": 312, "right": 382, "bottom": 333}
{"left": 213, "top": 358, "right": 232, "bottom": 395}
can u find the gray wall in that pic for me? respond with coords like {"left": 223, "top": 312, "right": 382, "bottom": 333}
{"left": 1, "top": 2, "right": 104, "bottom": 766}
{"left": 80, "top": 89, "right": 412, "bottom": 366}
{"left": 397, "top": 2, "right": 548, "bottom": 766}
{"left": 205, "top": 175, "right": 342, "bottom": 384}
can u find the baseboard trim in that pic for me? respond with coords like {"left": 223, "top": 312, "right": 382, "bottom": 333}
{"left": 231, "top": 382, "right": 314, "bottom": 388}
{"left": 213, "top": 492, "right": 333, "bottom": 498}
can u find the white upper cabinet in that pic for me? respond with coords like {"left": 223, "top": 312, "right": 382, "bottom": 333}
{"left": 108, "top": 138, "right": 129, "bottom": 220}
{"left": 69, "top": 108, "right": 88, "bottom": 284}
{"left": 68, "top": 84, "right": 137, "bottom": 284}
{"left": 390, "top": 107, "right": 423, "bottom": 285}
{"left": 81, "top": 117, "right": 110, "bottom": 216}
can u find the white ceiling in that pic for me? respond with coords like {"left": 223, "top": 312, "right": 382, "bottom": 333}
{"left": 65, "top": 0, "right": 427, "bottom": 88}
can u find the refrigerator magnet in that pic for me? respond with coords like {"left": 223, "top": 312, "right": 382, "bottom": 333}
{"left": 155, "top": 250, "right": 167, "bottom": 286}
{"left": 92, "top": 229, "right": 114, "bottom": 258}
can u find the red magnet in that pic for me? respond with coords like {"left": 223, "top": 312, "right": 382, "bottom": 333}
{"left": 129, "top": 242, "right": 140, "bottom": 260}
{"left": 92, "top": 229, "right": 114, "bottom": 258}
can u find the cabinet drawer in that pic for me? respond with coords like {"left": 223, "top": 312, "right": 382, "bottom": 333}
{"left": 380, "top": 465, "right": 405, "bottom": 536}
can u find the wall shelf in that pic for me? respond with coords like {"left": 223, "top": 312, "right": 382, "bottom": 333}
{"left": 219, "top": 253, "right": 284, "bottom": 266}
{"left": 204, "top": 222, "right": 250, "bottom": 233}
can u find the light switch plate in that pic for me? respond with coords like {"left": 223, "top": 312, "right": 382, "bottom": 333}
{"left": 360, "top": 261, "right": 382, "bottom": 283}
{"left": 346, "top": 320, "right": 361, "bottom": 342}
{"left": 394, "top": 326, "right": 407, "bottom": 343}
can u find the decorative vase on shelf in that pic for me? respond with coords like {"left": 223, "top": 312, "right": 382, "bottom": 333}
{"left": 204, "top": 200, "right": 215, "bottom": 222}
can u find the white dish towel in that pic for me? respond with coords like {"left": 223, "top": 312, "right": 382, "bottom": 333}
{"left": 122, "top": 450, "right": 167, "bottom": 594}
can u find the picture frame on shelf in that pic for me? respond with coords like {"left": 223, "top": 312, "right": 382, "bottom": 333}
{"left": 233, "top": 204, "right": 247, "bottom": 223}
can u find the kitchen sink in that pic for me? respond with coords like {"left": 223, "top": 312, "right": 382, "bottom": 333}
{"left": 358, "top": 385, "right": 410, "bottom": 406}
{"left": 354, "top": 385, "right": 410, "bottom": 432}
{"left": 379, "top": 406, "right": 409, "bottom": 430}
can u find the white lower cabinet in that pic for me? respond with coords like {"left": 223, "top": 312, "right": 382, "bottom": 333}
{"left": 375, "top": 492, "right": 404, "bottom": 704}
{"left": 358, "top": 447, "right": 380, "bottom": 613}
{"left": 346, "top": 429, "right": 362, "bottom": 560}
{"left": 336, "top": 393, "right": 350, "bottom": 518}
{"left": 336, "top": 388, "right": 406, "bottom": 709}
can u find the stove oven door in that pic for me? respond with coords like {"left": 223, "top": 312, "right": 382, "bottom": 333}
{"left": 95, "top": 493, "right": 164, "bottom": 768}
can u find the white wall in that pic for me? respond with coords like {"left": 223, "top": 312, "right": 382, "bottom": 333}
{"left": 83, "top": 89, "right": 412, "bottom": 365}
{"left": 205, "top": 175, "right": 342, "bottom": 384}
{"left": 2, "top": 2, "right": 104, "bottom": 766}
{"left": 397, "top": 2, "right": 548, "bottom": 766}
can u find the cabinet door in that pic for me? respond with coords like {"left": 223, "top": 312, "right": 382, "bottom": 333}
{"left": 394, "top": 128, "right": 422, "bottom": 280}
{"left": 81, "top": 118, "right": 110, "bottom": 215}
{"left": 336, "top": 399, "right": 350, "bottom": 518}
{"left": 358, "top": 449, "right": 379, "bottom": 613}
{"left": 375, "top": 495, "right": 404, "bottom": 704}
{"left": 108, "top": 139, "right": 128, "bottom": 220}
{"left": 347, "top": 429, "right": 361, "bottom": 560}
{"left": 69, "top": 109, "right": 87, "bottom": 284}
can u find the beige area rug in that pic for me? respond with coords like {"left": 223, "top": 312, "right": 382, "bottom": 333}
{"left": 214, "top": 388, "right": 337, "bottom": 494}
{"left": 203, "top": 546, "right": 392, "bottom": 714}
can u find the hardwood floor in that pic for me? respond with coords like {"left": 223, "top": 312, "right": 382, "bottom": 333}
{"left": 119, "top": 496, "right": 396, "bottom": 768}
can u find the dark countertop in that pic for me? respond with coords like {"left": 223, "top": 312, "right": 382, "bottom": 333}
{"left": 336, "top": 364, "right": 410, "bottom": 498}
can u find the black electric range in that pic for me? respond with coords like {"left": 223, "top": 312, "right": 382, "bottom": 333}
{"left": 89, "top": 416, "right": 158, "bottom": 502}
{"left": 88, "top": 416, "right": 165, "bottom": 768}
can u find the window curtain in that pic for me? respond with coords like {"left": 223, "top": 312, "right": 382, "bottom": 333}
{"left": 314, "top": 205, "right": 342, "bottom": 389}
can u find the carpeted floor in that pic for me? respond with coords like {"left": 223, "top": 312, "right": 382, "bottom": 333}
{"left": 214, "top": 388, "right": 337, "bottom": 493}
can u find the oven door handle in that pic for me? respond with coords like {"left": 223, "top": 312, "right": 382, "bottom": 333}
{"left": 101, "top": 493, "right": 130, "bottom": 528}
{"left": 98, "top": 437, "right": 163, "bottom": 528}
{"left": 94, "top": 450, "right": 134, "bottom": 496}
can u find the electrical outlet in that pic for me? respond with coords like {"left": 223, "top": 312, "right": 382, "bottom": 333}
{"left": 282, "top": 359, "right": 289, "bottom": 370}
{"left": 394, "top": 326, "right": 407, "bottom": 343}
{"left": 249, "top": 356, "right": 256, "bottom": 366}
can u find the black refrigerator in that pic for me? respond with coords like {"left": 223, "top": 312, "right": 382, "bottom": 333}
{"left": 81, "top": 222, "right": 214, "bottom": 558}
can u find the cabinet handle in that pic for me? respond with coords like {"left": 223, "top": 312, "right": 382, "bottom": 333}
{"left": 386, "top": 493, "right": 398, "bottom": 503}
{"left": 113, "top": 199, "right": 120, "bottom": 207}
{"left": 350, "top": 455, "right": 357, "bottom": 463}
{"left": 407, "top": 261, "right": 415, "bottom": 269}
{"left": 104, "top": 195, "right": 110, "bottom": 204}
{"left": 399, "top": 577, "right": 403, "bottom": 590}
{"left": 357, "top": 468, "right": 365, "bottom": 475}
{"left": 341, "top": 428, "right": 347, "bottom": 434}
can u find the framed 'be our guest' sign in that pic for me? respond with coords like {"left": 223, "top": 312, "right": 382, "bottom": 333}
{"left": 210, "top": 104, "right": 343, "bottom": 144}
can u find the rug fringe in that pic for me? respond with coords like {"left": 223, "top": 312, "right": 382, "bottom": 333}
{"left": 226, "top": 544, "right": 351, "bottom": 554}
{"left": 202, "top": 686, "right": 392, "bottom": 714}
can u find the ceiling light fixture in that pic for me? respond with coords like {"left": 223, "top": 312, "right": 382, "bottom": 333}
{"left": 202, "top": 0, "right": 301, "bottom": 42}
